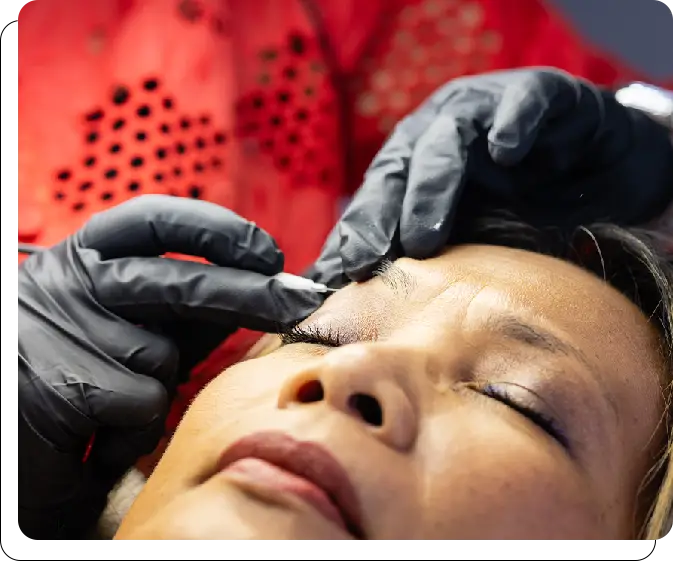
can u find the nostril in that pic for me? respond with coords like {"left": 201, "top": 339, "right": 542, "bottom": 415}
{"left": 348, "top": 394, "right": 383, "bottom": 427}
{"left": 296, "top": 380, "right": 324, "bottom": 403}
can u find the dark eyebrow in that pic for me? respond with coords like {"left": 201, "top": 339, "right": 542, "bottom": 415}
{"left": 373, "top": 260, "right": 417, "bottom": 297}
{"left": 373, "top": 263, "right": 595, "bottom": 372}
{"left": 487, "top": 314, "right": 620, "bottom": 424}
{"left": 487, "top": 315, "right": 594, "bottom": 371}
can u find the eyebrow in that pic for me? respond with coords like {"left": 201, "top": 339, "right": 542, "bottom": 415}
{"left": 488, "top": 313, "right": 621, "bottom": 426}
{"left": 374, "top": 263, "right": 596, "bottom": 372}
{"left": 345, "top": 264, "right": 620, "bottom": 428}
{"left": 486, "top": 314, "right": 595, "bottom": 372}
{"left": 374, "top": 261, "right": 417, "bottom": 297}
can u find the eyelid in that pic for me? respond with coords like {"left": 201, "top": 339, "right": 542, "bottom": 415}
{"left": 473, "top": 381, "right": 571, "bottom": 450}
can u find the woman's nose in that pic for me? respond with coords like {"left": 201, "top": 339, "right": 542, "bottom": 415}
{"left": 278, "top": 343, "right": 419, "bottom": 452}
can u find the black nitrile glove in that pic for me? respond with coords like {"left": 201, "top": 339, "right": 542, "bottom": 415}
{"left": 310, "top": 68, "right": 673, "bottom": 286}
{"left": 18, "top": 195, "right": 324, "bottom": 539}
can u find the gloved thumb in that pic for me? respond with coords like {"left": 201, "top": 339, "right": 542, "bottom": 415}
{"left": 304, "top": 228, "right": 350, "bottom": 288}
{"left": 488, "top": 70, "right": 578, "bottom": 166}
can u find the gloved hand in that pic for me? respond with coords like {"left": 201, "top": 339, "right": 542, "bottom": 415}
{"left": 18, "top": 195, "right": 323, "bottom": 539}
{"left": 310, "top": 68, "right": 673, "bottom": 285}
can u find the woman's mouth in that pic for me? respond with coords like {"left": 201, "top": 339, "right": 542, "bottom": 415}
{"left": 223, "top": 458, "right": 350, "bottom": 532}
{"left": 216, "top": 431, "right": 364, "bottom": 538}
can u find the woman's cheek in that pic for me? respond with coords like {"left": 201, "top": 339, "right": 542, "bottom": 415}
{"left": 193, "top": 350, "right": 308, "bottom": 414}
{"left": 164, "top": 350, "right": 313, "bottom": 463}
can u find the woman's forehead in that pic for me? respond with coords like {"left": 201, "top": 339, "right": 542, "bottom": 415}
{"left": 323, "top": 245, "right": 648, "bottom": 335}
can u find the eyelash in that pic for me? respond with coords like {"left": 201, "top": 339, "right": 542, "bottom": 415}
{"left": 478, "top": 384, "right": 569, "bottom": 449}
{"left": 280, "top": 326, "right": 569, "bottom": 448}
{"left": 280, "top": 324, "right": 343, "bottom": 347}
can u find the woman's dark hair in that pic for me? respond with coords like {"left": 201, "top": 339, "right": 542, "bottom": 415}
{"left": 455, "top": 214, "right": 673, "bottom": 537}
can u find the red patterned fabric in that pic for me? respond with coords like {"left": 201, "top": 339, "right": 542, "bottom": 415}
{"left": 19, "top": 0, "right": 671, "bottom": 447}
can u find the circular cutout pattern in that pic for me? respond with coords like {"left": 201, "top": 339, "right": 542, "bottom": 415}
{"left": 137, "top": 105, "right": 151, "bottom": 118}
{"left": 234, "top": 31, "right": 343, "bottom": 191}
{"left": 85, "top": 109, "right": 105, "bottom": 122}
{"left": 112, "top": 86, "right": 130, "bottom": 105}
{"left": 52, "top": 77, "right": 227, "bottom": 215}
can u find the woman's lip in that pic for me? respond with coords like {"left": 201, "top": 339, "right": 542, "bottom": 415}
{"left": 223, "top": 458, "right": 349, "bottom": 532}
{"left": 216, "top": 431, "right": 364, "bottom": 538}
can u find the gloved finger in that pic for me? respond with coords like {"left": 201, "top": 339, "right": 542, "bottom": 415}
{"left": 87, "top": 252, "right": 325, "bottom": 331}
{"left": 85, "top": 368, "right": 169, "bottom": 429}
{"left": 111, "top": 326, "right": 179, "bottom": 388}
{"left": 336, "top": 98, "right": 447, "bottom": 283}
{"left": 37, "top": 291, "right": 181, "bottom": 386}
{"left": 93, "top": 318, "right": 179, "bottom": 386}
{"left": 488, "top": 69, "right": 579, "bottom": 165}
{"left": 77, "top": 195, "right": 284, "bottom": 274}
{"left": 23, "top": 239, "right": 181, "bottom": 383}
{"left": 400, "top": 114, "right": 471, "bottom": 258}
{"left": 337, "top": 123, "right": 419, "bottom": 282}
{"left": 337, "top": 172, "right": 406, "bottom": 282}
{"left": 521, "top": 83, "right": 605, "bottom": 173}
{"left": 42, "top": 362, "right": 169, "bottom": 441}
{"left": 155, "top": 319, "right": 238, "bottom": 378}
{"left": 90, "top": 417, "right": 166, "bottom": 475}
{"left": 304, "top": 229, "right": 350, "bottom": 288}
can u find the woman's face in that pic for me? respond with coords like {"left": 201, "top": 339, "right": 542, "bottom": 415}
{"left": 116, "top": 245, "right": 666, "bottom": 540}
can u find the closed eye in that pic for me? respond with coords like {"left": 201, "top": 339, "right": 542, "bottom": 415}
{"left": 478, "top": 383, "right": 570, "bottom": 450}
{"left": 282, "top": 327, "right": 571, "bottom": 450}
{"left": 280, "top": 324, "right": 343, "bottom": 348}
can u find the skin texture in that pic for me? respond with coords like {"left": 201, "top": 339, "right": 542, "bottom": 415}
{"left": 115, "top": 245, "right": 666, "bottom": 540}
